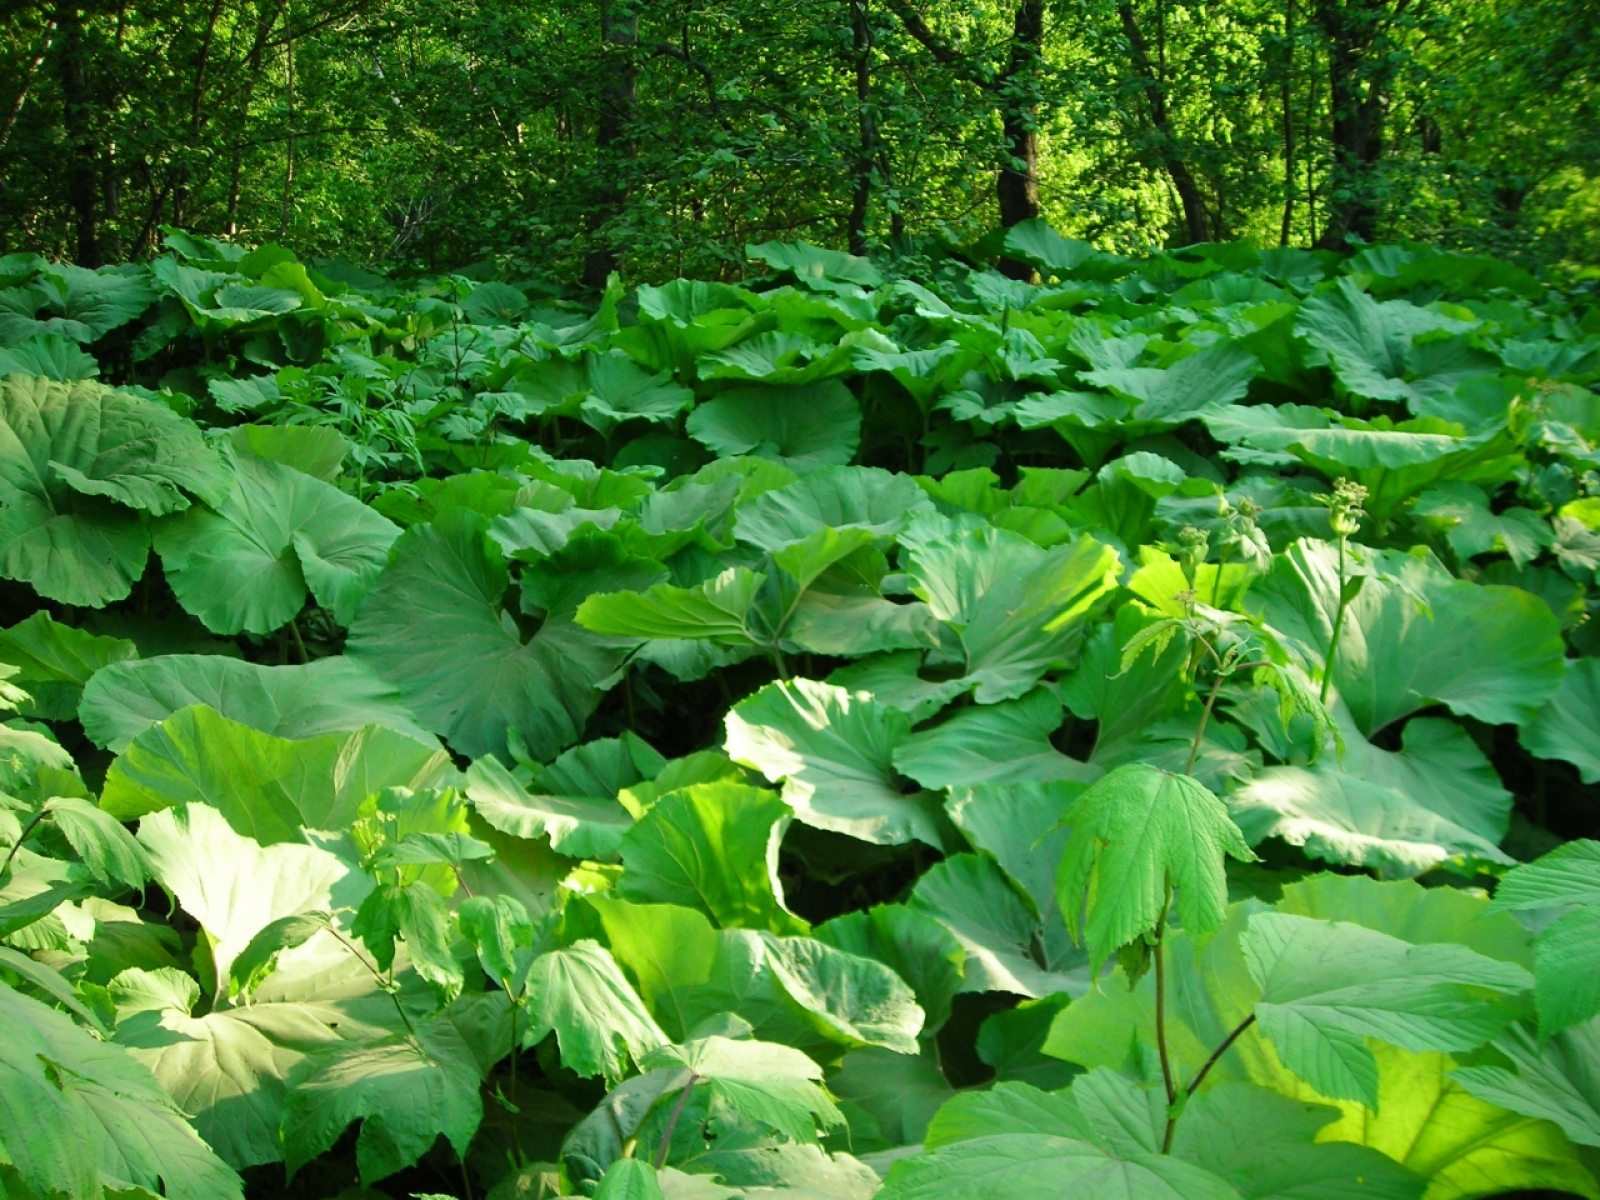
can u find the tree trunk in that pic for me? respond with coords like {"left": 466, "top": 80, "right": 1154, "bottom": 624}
{"left": 847, "top": 0, "right": 876, "bottom": 254}
{"left": 1119, "top": 1, "right": 1209, "bottom": 245}
{"left": 996, "top": 0, "right": 1044, "bottom": 229}
{"left": 1279, "top": 0, "right": 1296, "bottom": 246}
{"left": 582, "top": 0, "right": 640, "bottom": 287}
{"left": 1313, "top": 0, "right": 1395, "bottom": 248}
{"left": 56, "top": 1, "right": 101, "bottom": 267}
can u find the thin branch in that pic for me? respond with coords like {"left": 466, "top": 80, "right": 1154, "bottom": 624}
{"left": 1187, "top": 1013, "right": 1257, "bottom": 1096}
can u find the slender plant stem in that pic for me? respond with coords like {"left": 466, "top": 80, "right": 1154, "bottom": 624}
{"left": 288, "top": 616, "right": 308, "bottom": 663}
{"left": 1187, "top": 1013, "right": 1257, "bottom": 1097}
{"left": 1154, "top": 901, "right": 1178, "bottom": 1154}
{"left": 1184, "top": 671, "right": 1226, "bottom": 777}
{"left": 1319, "top": 536, "right": 1347, "bottom": 705}
{"left": 326, "top": 926, "right": 416, "bottom": 1035}
{"left": 1, "top": 808, "right": 49, "bottom": 878}
{"left": 1209, "top": 543, "right": 1229, "bottom": 608}
{"left": 654, "top": 1072, "right": 700, "bottom": 1169}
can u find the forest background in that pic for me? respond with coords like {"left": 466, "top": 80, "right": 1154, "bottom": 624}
{"left": 1, "top": 0, "right": 1598, "bottom": 286}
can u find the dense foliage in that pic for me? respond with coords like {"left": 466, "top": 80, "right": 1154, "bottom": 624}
{"left": 2, "top": 0, "right": 1599, "bottom": 276}
{"left": 1, "top": 227, "right": 1599, "bottom": 1200}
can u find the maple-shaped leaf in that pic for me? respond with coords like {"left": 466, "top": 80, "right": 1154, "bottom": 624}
{"left": 1055, "top": 763, "right": 1256, "bottom": 968}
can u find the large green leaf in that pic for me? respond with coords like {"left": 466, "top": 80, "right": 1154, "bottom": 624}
{"left": 0, "top": 609, "right": 137, "bottom": 719}
{"left": 1487, "top": 840, "right": 1600, "bottom": 1036}
{"left": 1170, "top": 1082, "right": 1425, "bottom": 1200}
{"left": 732, "top": 466, "right": 934, "bottom": 550}
{"left": 0, "top": 376, "right": 230, "bottom": 604}
{"left": 281, "top": 1018, "right": 486, "bottom": 1185}
{"left": 640, "top": 1036, "right": 844, "bottom": 1144}
{"left": 102, "top": 705, "right": 453, "bottom": 840}
{"left": 814, "top": 903, "right": 965, "bottom": 1036}
{"left": 876, "top": 1133, "right": 1243, "bottom": 1200}
{"left": 109, "top": 962, "right": 379, "bottom": 1170}
{"left": 911, "top": 852, "right": 1089, "bottom": 998}
{"left": 1251, "top": 540, "right": 1565, "bottom": 734}
{"left": 618, "top": 782, "right": 807, "bottom": 934}
{"left": 1317, "top": 1044, "right": 1600, "bottom": 1200}
{"left": 347, "top": 508, "right": 630, "bottom": 761}
{"left": 135, "top": 801, "right": 372, "bottom": 994}
{"left": 724, "top": 678, "right": 947, "bottom": 848}
{"left": 1521, "top": 658, "right": 1600, "bottom": 783}
{"left": 1293, "top": 278, "right": 1477, "bottom": 407}
{"left": 154, "top": 449, "right": 399, "bottom": 633}
{"left": 686, "top": 381, "right": 862, "bottom": 473}
{"left": 0, "top": 979, "right": 245, "bottom": 1200}
{"left": 520, "top": 940, "right": 668, "bottom": 1082}
{"left": 1452, "top": 1019, "right": 1600, "bottom": 1149}
{"left": 1079, "top": 341, "right": 1263, "bottom": 430}
{"left": 1242, "top": 912, "right": 1532, "bottom": 1107}
{"left": 81, "top": 653, "right": 434, "bottom": 751}
{"left": 904, "top": 527, "right": 1120, "bottom": 702}
{"left": 894, "top": 688, "right": 1099, "bottom": 789}
{"left": 465, "top": 751, "right": 635, "bottom": 859}
{"left": 1056, "top": 764, "right": 1256, "bottom": 969}
{"left": 577, "top": 349, "right": 696, "bottom": 434}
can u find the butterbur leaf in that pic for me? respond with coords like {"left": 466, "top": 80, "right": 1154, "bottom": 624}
{"left": 1056, "top": 764, "right": 1256, "bottom": 969}
{"left": 725, "top": 678, "right": 947, "bottom": 848}
{"left": 577, "top": 566, "right": 764, "bottom": 644}
{"left": 0, "top": 376, "right": 230, "bottom": 604}
{"left": 904, "top": 527, "right": 1121, "bottom": 702}
{"left": 0, "top": 610, "right": 137, "bottom": 719}
{"left": 466, "top": 751, "right": 635, "bottom": 858}
{"left": 521, "top": 940, "right": 667, "bottom": 1082}
{"left": 640, "top": 1035, "right": 845, "bottom": 1144}
{"left": 154, "top": 449, "right": 398, "bottom": 632}
{"left": 618, "top": 782, "right": 807, "bottom": 934}
{"left": 347, "top": 508, "right": 630, "bottom": 762}
{"left": 814, "top": 903, "right": 965, "bottom": 1036}
{"left": 733, "top": 465, "right": 935, "bottom": 550}
{"left": 1521, "top": 659, "right": 1600, "bottom": 784}
{"left": 1242, "top": 912, "right": 1532, "bottom": 1107}
{"left": 80, "top": 653, "right": 436, "bottom": 752}
{"left": 686, "top": 380, "right": 862, "bottom": 472}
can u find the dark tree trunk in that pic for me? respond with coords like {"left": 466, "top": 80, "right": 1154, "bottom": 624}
{"left": 57, "top": 1, "right": 101, "bottom": 267}
{"left": 847, "top": 0, "right": 876, "bottom": 254}
{"left": 582, "top": 0, "right": 640, "bottom": 287}
{"left": 1313, "top": 0, "right": 1400, "bottom": 248}
{"left": 1279, "top": 0, "right": 1296, "bottom": 246}
{"left": 1119, "top": 1, "right": 1209, "bottom": 246}
{"left": 996, "top": 0, "right": 1044, "bottom": 230}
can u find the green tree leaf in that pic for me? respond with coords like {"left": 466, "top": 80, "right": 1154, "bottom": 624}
{"left": 281, "top": 1017, "right": 485, "bottom": 1186}
{"left": 1242, "top": 913, "right": 1532, "bottom": 1107}
{"left": 521, "top": 940, "right": 668, "bottom": 1082}
{"left": 876, "top": 1132, "right": 1243, "bottom": 1200}
{"left": 1452, "top": 1020, "right": 1600, "bottom": 1149}
{"left": 1056, "top": 764, "right": 1256, "bottom": 969}
{"left": 0, "top": 978, "right": 245, "bottom": 1200}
